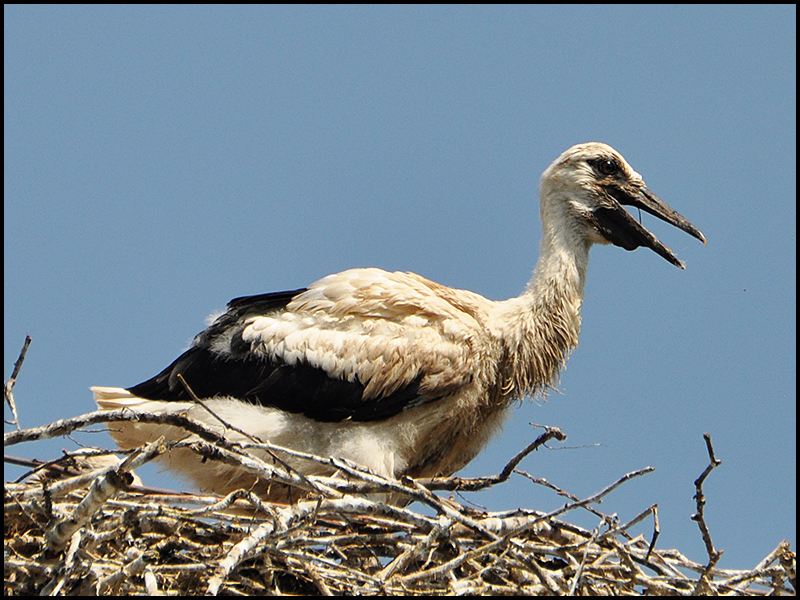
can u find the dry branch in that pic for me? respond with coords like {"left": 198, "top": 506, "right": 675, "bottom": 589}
{"left": 3, "top": 334, "right": 31, "bottom": 430}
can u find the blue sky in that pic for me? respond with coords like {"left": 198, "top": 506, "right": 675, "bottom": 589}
{"left": 5, "top": 5, "right": 795, "bottom": 571}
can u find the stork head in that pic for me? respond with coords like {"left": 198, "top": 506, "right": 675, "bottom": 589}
{"left": 539, "top": 142, "right": 706, "bottom": 269}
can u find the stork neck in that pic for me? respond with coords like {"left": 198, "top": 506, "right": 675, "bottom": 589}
{"left": 528, "top": 227, "right": 591, "bottom": 304}
{"left": 495, "top": 228, "right": 590, "bottom": 398}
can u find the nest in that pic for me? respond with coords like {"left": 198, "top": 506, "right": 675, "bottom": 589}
{"left": 4, "top": 338, "right": 796, "bottom": 596}
{"left": 4, "top": 410, "right": 796, "bottom": 596}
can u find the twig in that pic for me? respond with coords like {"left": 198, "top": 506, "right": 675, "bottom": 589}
{"left": 691, "top": 432, "right": 724, "bottom": 593}
{"left": 511, "top": 466, "right": 655, "bottom": 538}
{"left": 377, "top": 516, "right": 450, "bottom": 581}
{"left": 594, "top": 503, "right": 659, "bottom": 561}
{"left": 4, "top": 334, "right": 31, "bottom": 429}
{"left": 568, "top": 518, "right": 605, "bottom": 595}
{"left": 498, "top": 425, "right": 567, "bottom": 480}
{"left": 4, "top": 409, "right": 233, "bottom": 449}
{"left": 416, "top": 425, "right": 567, "bottom": 493}
{"left": 176, "top": 373, "right": 261, "bottom": 443}
{"left": 646, "top": 504, "right": 660, "bottom": 563}
{"left": 330, "top": 456, "right": 499, "bottom": 541}
{"left": 176, "top": 373, "right": 327, "bottom": 497}
{"left": 514, "top": 470, "right": 614, "bottom": 523}
{"left": 183, "top": 439, "right": 342, "bottom": 499}
{"left": 44, "top": 437, "right": 166, "bottom": 550}
{"left": 778, "top": 541, "right": 796, "bottom": 593}
{"left": 396, "top": 465, "right": 655, "bottom": 587}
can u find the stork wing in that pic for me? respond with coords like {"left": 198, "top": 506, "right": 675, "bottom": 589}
{"left": 127, "top": 269, "right": 489, "bottom": 423}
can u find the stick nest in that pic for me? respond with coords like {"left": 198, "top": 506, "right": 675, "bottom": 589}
{"left": 4, "top": 412, "right": 796, "bottom": 596}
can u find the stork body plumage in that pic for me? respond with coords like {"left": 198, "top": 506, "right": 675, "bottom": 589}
{"left": 93, "top": 142, "right": 705, "bottom": 500}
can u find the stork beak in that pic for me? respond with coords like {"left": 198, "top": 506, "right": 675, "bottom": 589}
{"left": 592, "top": 184, "right": 707, "bottom": 270}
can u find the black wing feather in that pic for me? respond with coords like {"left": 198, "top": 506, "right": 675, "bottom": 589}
{"left": 127, "top": 289, "right": 439, "bottom": 423}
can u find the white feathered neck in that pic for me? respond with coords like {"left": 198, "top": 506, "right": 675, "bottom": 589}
{"left": 489, "top": 173, "right": 590, "bottom": 400}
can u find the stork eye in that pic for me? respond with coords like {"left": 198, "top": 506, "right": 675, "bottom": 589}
{"left": 595, "top": 159, "right": 619, "bottom": 176}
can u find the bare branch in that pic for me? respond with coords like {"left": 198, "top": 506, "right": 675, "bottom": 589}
{"left": 44, "top": 437, "right": 165, "bottom": 550}
{"left": 4, "top": 334, "right": 31, "bottom": 430}
{"left": 691, "top": 432, "right": 724, "bottom": 593}
{"left": 415, "top": 424, "right": 567, "bottom": 493}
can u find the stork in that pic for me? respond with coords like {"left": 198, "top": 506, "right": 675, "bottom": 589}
{"left": 93, "top": 142, "right": 705, "bottom": 501}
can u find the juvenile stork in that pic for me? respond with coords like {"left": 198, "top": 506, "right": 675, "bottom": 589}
{"left": 93, "top": 142, "right": 705, "bottom": 500}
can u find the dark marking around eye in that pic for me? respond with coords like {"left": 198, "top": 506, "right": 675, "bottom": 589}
{"left": 591, "top": 158, "right": 619, "bottom": 177}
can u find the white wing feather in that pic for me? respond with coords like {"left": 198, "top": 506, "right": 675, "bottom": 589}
{"left": 239, "top": 269, "right": 495, "bottom": 400}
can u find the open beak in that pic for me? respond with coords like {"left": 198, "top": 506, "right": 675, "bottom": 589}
{"left": 591, "top": 184, "right": 707, "bottom": 269}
